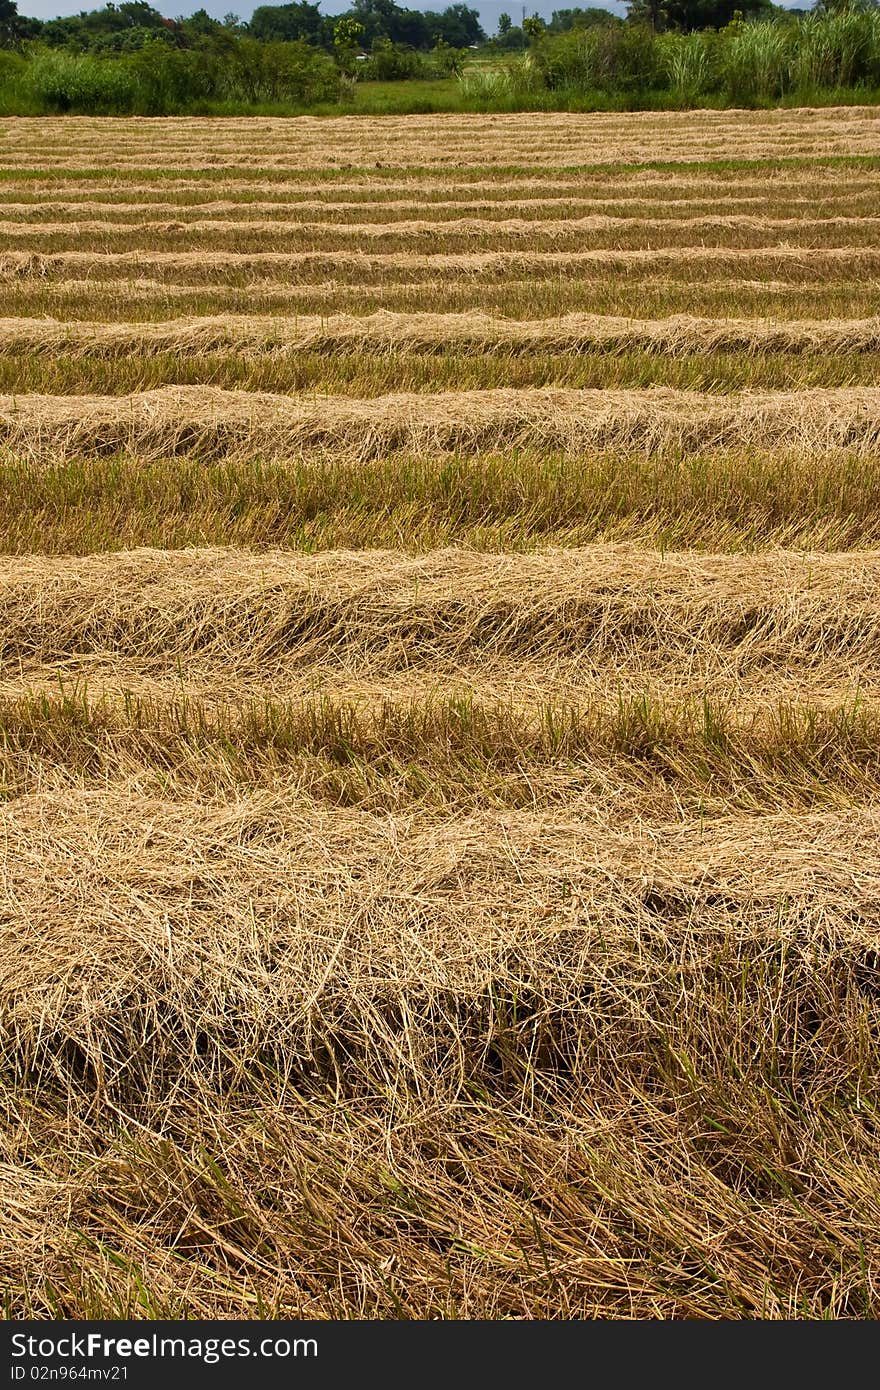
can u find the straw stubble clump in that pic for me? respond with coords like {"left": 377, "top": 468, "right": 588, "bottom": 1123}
{"left": 4, "top": 385, "right": 880, "bottom": 463}
{"left": 3, "top": 110, "right": 880, "bottom": 1321}
{"left": 5, "top": 790, "right": 880, "bottom": 1318}
{"left": 2, "top": 310, "right": 880, "bottom": 357}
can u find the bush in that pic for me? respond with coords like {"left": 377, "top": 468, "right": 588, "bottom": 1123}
{"left": 426, "top": 39, "right": 465, "bottom": 77}
{"left": 456, "top": 55, "right": 544, "bottom": 103}
{"left": 0, "top": 48, "right": 24, "bottom": 83}
{"left": 531, "top": 4, "right": 880, "bottom": 106}
{"left": 215, "top": 37, "right": 337, "bottom": 104}
{"left": 535, "top": 22, "right": 662, "bottom": 94}
{"left": 21, "top": 47, "right": 139, "bottom": 112}
{"left": 659, "top": 29, "right": 716, "bottom": 102}
{"left": 790, "top": 7, "right": 880, "bottom": 92}
{"left": 123, "top": 42, "right": 216, "bottom": 112}
{"left": 361, "top": 38, "right": 422, "bottom": 81}
{"left": 722, "top": 19, "right": 792, "bottom": 102}
{"left": 8, "top": 35, "right": 339, "bottom": 114}
{"left": 0, "top": 49, "right": 28, "bottom": 111}
{"left": 3, "top": 2, "right": 880, "bottom": 115}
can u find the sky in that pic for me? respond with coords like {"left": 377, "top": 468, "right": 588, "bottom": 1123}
{"left": 18, "top": 0, "right": 633, "bottom": 37}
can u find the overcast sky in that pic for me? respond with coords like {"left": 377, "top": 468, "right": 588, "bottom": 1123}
{"left": 18, "top": 0, "right": 631, "bottom": 36}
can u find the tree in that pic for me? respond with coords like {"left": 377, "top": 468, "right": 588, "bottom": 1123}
{"left": 625, "top": 0, "right": 668, "bottom": 27}
{"left": 334, "top": 15, "right": 365, "bottom": 45}
{"left": 184, "top": 9, "right": 222, "bottom": 36}
{"left": 495, "top": 18, "right": 528, "bottom": 49}
{"left": 0, "top": 0, "right": 21, "bottom": 48}
{"left": 497, "top": 10, "right": 512, "bottom": 32}
{"left": 522, "top": 13, "right": 546, "bottom": 37}
{"left": 333, "top": 13, "right": 364, "bottom": 73}
{"left": 422, "top": 4, "right": 485, "bottom": 46}
{"left": 249, "top": 1, "right": 331, "bottom": 47}
{"left": 627, "top": 0, "right": 770, "bottom": 28}
{"left": 37, "top": 2, "right": 169, "bottom": 50}
{"left": 548, "top": 7, "right": 621, "bottom": 30}
{"left": 347, "top": 0, "right": 431, "bottom": 48}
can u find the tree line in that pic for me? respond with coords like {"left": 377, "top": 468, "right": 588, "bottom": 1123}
{"left": 1, "top": 0, "right": 802, "bottom": 56}
{"left": 0, "top": 0, "right": 486, "bottom": 53}
{"left": 0, "top": 0, "right": 878, "bottom": 114}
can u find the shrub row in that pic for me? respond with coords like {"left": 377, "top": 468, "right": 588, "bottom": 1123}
{"left": 2, "top": 8, "right": 880, "bottom": 114}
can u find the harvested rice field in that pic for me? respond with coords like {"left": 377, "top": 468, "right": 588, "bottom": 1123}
{"left": 3, "top": 109, "right": 880, "bottom": 1321}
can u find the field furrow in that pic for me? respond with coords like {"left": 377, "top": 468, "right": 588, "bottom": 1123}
{"left": 2, "top": 544, "right": 877, "bottom": 667}
{"left": 3, "top": 311, "right": 880, "bottom": 357}
{"left": 5, "top": 243, "right": 880, "bottom": 279}
{"left": 5, "top": 384, "right": 880, "bottom": 463}
{"left": 4, "top": 109, "right": 880, "bottom": 168}
{"left": 3, "top": 108, "right": 880, "bottom": 1322}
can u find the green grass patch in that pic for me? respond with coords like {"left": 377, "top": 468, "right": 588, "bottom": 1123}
{"left": 0, "top": 348, "right": 877, "bottom": 398}
{"left": 1, "top": 448, "right": 879, "bottom": 556}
